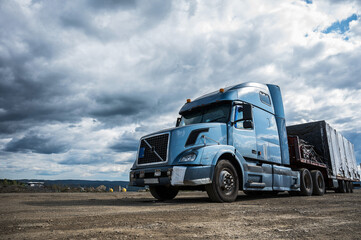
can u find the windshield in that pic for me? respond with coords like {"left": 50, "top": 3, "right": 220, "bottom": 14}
{"left": 180, "top": 102, "right": 231, "bottom": 126}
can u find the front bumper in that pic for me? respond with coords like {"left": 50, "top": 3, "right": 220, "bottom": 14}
{"left": 129, "top": 165, "right": 213, "bottom": 187}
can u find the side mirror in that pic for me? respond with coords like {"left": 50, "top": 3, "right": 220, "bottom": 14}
{"left": 243, "top": 121, "right": 253, "bottom": 129}
{"left": 243, "top": 104, "right": 253, "bottom": 121}
{"left": 176, "top": 117, "right": 181, "bottom": 127}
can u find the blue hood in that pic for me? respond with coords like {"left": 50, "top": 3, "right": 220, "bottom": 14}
{"left": 133, "top": 123, "right": 228, "bottom": 169}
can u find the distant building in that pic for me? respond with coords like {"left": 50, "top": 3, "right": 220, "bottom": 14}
{"left": 27, "top": 182, "right": 44, "bottom": 188}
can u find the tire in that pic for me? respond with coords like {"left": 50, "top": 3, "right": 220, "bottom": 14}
{"left": 311, "top": 170, "right": 325, "bottom": 196}
{"left": 338, "top": 180, "right": 346, "bottom": 193}
{"left": 299, "top": 168, "right": 313, "bottom": 196}
{"left": 149, "top": 186, "right": 179, "bottom": 201}
{"left": 349, "top": 182, "right": 354, "bottom": 193}
{"left": 206, "top": 160, "right": 239, "bottom": 202}
{"left": 345, "top": 181, "right": 350, "bottom": 193}
{"left": 346, "top": 181, "right": 353, "bottom": 193}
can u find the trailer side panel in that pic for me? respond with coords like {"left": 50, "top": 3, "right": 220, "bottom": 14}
{"left": 287, "top": 121, "right": 359, "bottom": 181}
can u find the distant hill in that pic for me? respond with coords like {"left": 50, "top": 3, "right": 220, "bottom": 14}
{"left": 17, "top": 179, "right": 144, "bottom": 192}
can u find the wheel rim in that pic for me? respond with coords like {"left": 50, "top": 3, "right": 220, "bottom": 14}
{"left": 218, "top": 169, "right": 235, "bottom": 195}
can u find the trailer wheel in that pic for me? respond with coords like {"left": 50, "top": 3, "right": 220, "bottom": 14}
{"left": 349, "top": 182, "right": 353, "bottom": 193}
{"left": 346, "top": 181, "right": 353, "bottom": 193}
{"left": 345, "top": 181, "right": 350, "bottom": 193}
{"left": 311, "top": 170, "right": 325, "bottom": 196}
{"left": 206, "top": 160, "right": 239, "bottom": 202}
{"left": 149, "top": 186, "right": 179, "bottom": 201}
{"left": 300, "top": 168, "right": 313, "bottom": 196}
{"left": 337, "top": 180, "right": 346, "bottom": 193}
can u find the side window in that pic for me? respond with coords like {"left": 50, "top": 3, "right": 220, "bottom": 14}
{"left": 234, "top": 104, "right": 253, "bottom": 129}
{"left": 259, "top": 92, "right": 271, "bottom": 106}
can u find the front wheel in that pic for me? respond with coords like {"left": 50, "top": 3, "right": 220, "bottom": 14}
{"left": 149, "top": 186, "right": 179, "bottom": 201}
{"left": 206, "top": 160, "right": 239, "bottom": 202}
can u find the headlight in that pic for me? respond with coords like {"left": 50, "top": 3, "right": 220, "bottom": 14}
{"left": 180, "top": 153, "right": 197, "bottom": 162}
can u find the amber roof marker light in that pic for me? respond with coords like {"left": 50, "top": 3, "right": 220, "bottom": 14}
{"left": 219, "top": 88, "right": 224, "bottom": 93}
{"left": 187, "top": 99, "right": 191, "bottom": 103}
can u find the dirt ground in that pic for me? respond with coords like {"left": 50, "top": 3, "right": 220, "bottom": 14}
{"left": 0, "top": 190, "right": 360, "bottom": 240}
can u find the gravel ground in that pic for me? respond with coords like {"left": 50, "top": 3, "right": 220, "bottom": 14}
{"left": 0, "top": 190, "right": 360, "bottom": 239}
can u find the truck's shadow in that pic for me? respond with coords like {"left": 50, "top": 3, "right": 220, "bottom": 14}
{"left": 23, "top": 192, "right": 304, "bottom": 207}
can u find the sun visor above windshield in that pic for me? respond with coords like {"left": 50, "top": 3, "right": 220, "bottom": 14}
{"left": 179, "top": 83, "right": 275, "bottom": 115}
{"left": 179, "top": 90, "right": 237, "bottom": 114}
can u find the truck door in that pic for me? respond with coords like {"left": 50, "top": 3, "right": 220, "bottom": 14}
{"left": 232, "top": 104, "right": 258, "bottom": 160}
{"left": 253, "top": 108, "right": 281, "bottom": 164}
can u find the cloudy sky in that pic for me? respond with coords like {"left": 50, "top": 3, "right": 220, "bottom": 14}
{"left": 1, "top": 0, "right": 360, "bottom": 181}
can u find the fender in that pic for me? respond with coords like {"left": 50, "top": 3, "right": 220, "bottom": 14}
{"left": 199, "top": 144, "right": 246, "bottom": 188}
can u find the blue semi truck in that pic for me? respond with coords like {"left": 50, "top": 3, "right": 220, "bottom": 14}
{"left": 129, "top": 82, "right": 359, "bottom": 202}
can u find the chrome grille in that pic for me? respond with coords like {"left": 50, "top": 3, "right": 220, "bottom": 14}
{"left": 137, "top": 133, "right": 169, "bottom": 165}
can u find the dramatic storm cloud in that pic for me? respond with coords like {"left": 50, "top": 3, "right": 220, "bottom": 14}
{"left": 1, "top": 0, "right": 361, "bottom": 180}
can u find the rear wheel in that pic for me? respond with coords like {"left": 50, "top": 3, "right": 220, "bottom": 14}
{"left": 349, "top": 182, "right": 353, "bottom": 193}
{"left": 206, "top": 160, "right": 239, "bottom": 202}
{"left": 346, "top": 181, "right": 353, "bottom": 193}
{"left": 300, "top": 168, "right": 313, "bottom": 196}
{"left": 345, "top": 181, "right": 350, "bottom": 193}
{"left": 337, "top": 180, "right": 346, "bottom": 193}
{"left": 149, "top": 186, "right": 179, "bottom": 201}
{"left": 311, "top": 170, "right": 325, "bottom": 196}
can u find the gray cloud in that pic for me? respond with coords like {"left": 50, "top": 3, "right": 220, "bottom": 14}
{"left": 303, "top": 51, "right": 361, "bottom": 89}
{"left": 109, "top": 133, "right": 139, "bottom": 153}
{"left": 90, "top": 95, "right": 148, "bottom": 117}
{"left": 36, "top": 170, "right": 64, "bottom": 176}
{"left": 87, "top": 0, "right": 137, "bottom": 11}
{"left": 0, "top": 0, "right": 360, "bottom": 180}
{"left": 4, "top": 134, "right": 70, "bottom": 154}
{"left": 59, "top": 153, "right": 111, "bottom": 165}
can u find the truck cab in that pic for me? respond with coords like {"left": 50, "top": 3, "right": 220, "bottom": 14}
{"left": 130, "top": 82, "right": 301, "bottom": 202}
